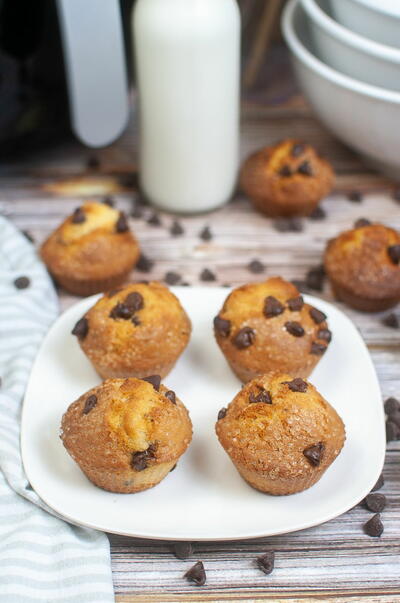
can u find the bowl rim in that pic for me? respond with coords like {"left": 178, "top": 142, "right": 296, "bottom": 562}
{"left": 346, "top": 0, "right": 400, "bottom": 19}
{"left": 282, "top": 0, "right": 400, "bottom": 104}
{"left": 301, "top": 0, "right": 400, "bottom": 63}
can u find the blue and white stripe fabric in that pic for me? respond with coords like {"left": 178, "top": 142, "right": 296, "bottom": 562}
{"left": 0, "top": 217, "right": 114, "bottom": 602}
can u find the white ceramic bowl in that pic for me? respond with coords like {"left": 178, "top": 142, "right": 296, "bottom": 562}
{"left": 301, "top": 0, "right": 400, "bottom": 91}
{"left": 282, "top": 0, "right": 400, "bottom": 180}
{"left": 330, "top": 0, "right": 400, "bottom": 49}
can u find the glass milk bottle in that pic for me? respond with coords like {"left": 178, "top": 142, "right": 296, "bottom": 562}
{"left": 133, "top": 0, "right": 240, "bottom": 213}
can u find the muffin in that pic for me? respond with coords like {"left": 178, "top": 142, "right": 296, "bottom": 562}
{"left": 40, "top": 200, "right": 140, "bottom": 295}
{"left": 60, "top": 376, "right": 192, "bottom": 493}
{"left": 72, "top": 281, "right": 191, "bottom": 379}
{"left": 240, "top": 139, "right": 334, "bottom": 217}
{"left": 324, "top": 221, "right": 400, "bottom": 311}
{"left": 213, "top": 277, "right": 331, "bottom": 383}
{"left": 216, "top": 372, "right": 345, "bottom": 495}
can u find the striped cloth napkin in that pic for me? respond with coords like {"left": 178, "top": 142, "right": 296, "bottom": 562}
{"left": 0, "top": 217, "right": 114, "bottom": 602}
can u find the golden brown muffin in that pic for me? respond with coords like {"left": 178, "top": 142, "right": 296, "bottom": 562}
{"left": 40, "top": 200, "right": 140, "bottom": 296}
{"left": 213, "top": 277, "right": 331, "bottom": 383}
{"left": 324, "top": 221, "right": 400, "bottom": 312}
{"left": 72, "top": 281, "right": 191, "bottom": 379}
{"left": 61, "top": 376, "right": 192, "bottom": 493}
{"left": 240, "top": 139, "right": 334, "bottom": 217}
{"left": 216, "top": 372, "right": 345, "bottom": 495}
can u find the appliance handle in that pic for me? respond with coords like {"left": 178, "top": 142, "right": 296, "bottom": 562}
{"left": 56, "top": 0, "right": 129, "bottom": 148}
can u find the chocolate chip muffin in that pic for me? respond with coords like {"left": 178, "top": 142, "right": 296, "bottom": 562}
{"left": 40, "top": 201, "right": 140, "bottom": 296}
{"left": 214, "top": 277, "right": 331, "bottom": 383}
{"left": 72, "top": 282, "right": 191, "bottom": 379}
{"left": 324, "top": 221, "right": 400, "bottom": 312}
{"left": 240, "top": 139, "right": 334, "bottom": 217}
{"left": 216, "top": 372, "right": 345, "bottom": 495}
{"left": 60, "top": 376, "right": 193, "bottom": 493}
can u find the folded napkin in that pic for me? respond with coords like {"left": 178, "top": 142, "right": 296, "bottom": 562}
{"left": 0, "top": 217, "right": 114, "bottom": 602}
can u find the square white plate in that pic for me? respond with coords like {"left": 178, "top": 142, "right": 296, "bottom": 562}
{"left": 21, "top": 287, "right": 385, "bottom": 541}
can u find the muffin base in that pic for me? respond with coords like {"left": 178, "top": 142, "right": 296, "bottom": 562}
{"left": 250, "top": 196, "right": 319, "bottom": 218}
{"left": 53, "top": 268, "right": 133, "bottom": 297}
{"left": 235, "top": 462, "right": 328, "bottom": 496}
{"left": 91, "top": 359, "right": 178, "bottom": 380}
{"left": 331, "top": 280, "right": 399, "bottom": 312}
{"left": 79, "top": 459, "right": 177, "bottom": 493}
{"left": 225, "top": 356, "right": 317, "bottom": 384}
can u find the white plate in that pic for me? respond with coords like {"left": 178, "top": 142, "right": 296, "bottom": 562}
{"left": 21, "top": 287, "right": 385, "bottom": 541}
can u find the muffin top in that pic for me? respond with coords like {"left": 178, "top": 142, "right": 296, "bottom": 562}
{"left": 216, "top": 372, "right": 345, "bottom": 479}
{"left": 61, "top": 377, "right": 192, "bottom": 471}
{"left": 324, "top": 222, "right": 400, "bottom": 299}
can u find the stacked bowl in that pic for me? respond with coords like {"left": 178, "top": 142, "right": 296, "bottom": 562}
{"left": 281, "top": 0, "right": 400, "bottom": 178}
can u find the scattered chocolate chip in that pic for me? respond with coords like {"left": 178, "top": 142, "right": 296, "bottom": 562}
{"left": 298, "top": 160, "right": 313, "bottom": 176}
{"left": 22, "top": 230, "right": 35, "bottom": 243}
{"left": 119, "top": 173, "right": 138, "bottom": 188}
{"left": 308, "top": 206, "right": 326, "bottom": 221}
{"left": 285, "top": 321, "right": 305, "bottom": 337}
{"left": 131, "top": 203, "right": 143, "bottom": 219}
{"left": 382, "top": 313, "right": 399, "bottom": 329}
{"left": 248, "top": 259, "right": 265, "bottom": 274}
{"left": 174, "top": 542, "right": 193, "bottom": 560}
{"left": 72, "top": 317, "right": 88, "bottom": 339}
{"left": 384, "top": 397, "right": 400, "bottom": 415}
{"left": 256, "top": 551, "right": 275, "bottom": 575}
{"left": 303, "top": 442, "right": 325, "bottom": 466}
{"left": 142, "top": 375, "right": 161, "bottom": 391}
{"left": 291, "top": 279, "right": 307, "bottom": 293}
{"left": 83, "top": 394, "right": 97, "bottom": 415}
{"left": 291, "top": 142, "right": 305, "bottom": 158}
{"left": 305, "top": 266, "right": 325, "bottom": 291}
{"left": 249, "top": 389, "right": 272, "bottom": 404}
{"left": 110, "top": 303, "right": 133, "bottom": 320}
{"left": 87, "top": 155, "right": 100, "bottom": 170}
{"left": 233, "top": 327, "right": 255, "bottom": 349}
{"left": 131, "top": 315, "right": 141, "bottom": 326}
{"left": 125, "top": 292, "right": 144, "bottom": 312}
{"left": 371, "top": 473, "right": 384, "bottom": 492}
{"left": 71, "top": 207, "right": 86, "bottom": 224}
{"left": 392, "top": 188, "right": 400, "bottom": 202}
{"left": 273, "top": 218, "right": 303, "bottom": 233}
{"left": 310, "top": 307, "right": 327, "bottom": 324}
{"left": 278, "top": 164, "right": 292, "bottom": 177}
{"left": 287, "top": 296, "right": 304, "bottom": 311}
{"left": 354, "top": 218, "right": 371, "bottom": 228}
{"left": 131, "top": 446, "right": 156, "bottom": 471}
{"left": 348, "top": 190, "right": 363, "bottom": 202}
{"left": 165, "top": 390, "right": 176, "bottom": 404}
{"left": 136, "top": 253, "right": 154, "bottom": 273}
{"left": 170, "top": 220, "right": 184, "bottom": 236}
{"left": 311, "top": 342, "right": 327, "bottom": 355}
{"left": 284, "top": 378, "right": 308, "bottom": 393}
{"left": 199, "top": 226, "right": 212, "bottom": 241}
{"left": 364, "top": 493, "right": 386, "bottom": 513}
{"left": 165, "top": 271, "right": 181, "bottom": 285}
{"left": 107, "top": 288, "right": 122, "bottom": 298}
{"left": 218, "top": 407, "right": 227, "bottom": 420}
{"left": 317, "top": 328, "right": 332, "bottom": 343}
{"left": 364, "top": 514, "right": 384, "bottom": 537}
{"left": 387, "top": 244, "right": 400, "bottom": 265}
{"left": 116, "top": 211, "right": 129, "bottom": 233}
{"left": 102, "top": 195, "right": 115, "bottom": 207}
{"left": 181, "top": 282, "right": 190, "bottom": 287}
{"left": 200, "top": 268, "right": 216, "bottom": 282}
{"left": 386, "top": 419, "right": 400, "bottom": 442}
{"left": 147, "top": 211, "right": 161, "bottom": 226}
{"left": 214, "top": 316, "right": 231, "bottom": 337}
{"left": 14, "top": 276, "right": 30, "bottom": 290}
{"left": 389, "top": 409, "right": 400, "bottom": 427}
{"left": 184, "top": 561, "right": 206, "bottom": 586}
{"left": 264, "top": 296, "right": 284, "bottom": 318}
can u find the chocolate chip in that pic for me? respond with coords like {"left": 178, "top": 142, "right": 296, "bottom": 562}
{"left": 298, "top": 160, "right": 313, "bottom": 176}
{"left": 256, "top": 551, "right": 275, "bottom": 575}
{"left": 287, "top": 296, "right": 304, "bottom": 311}
{"left": 87, "top": 155, "right": 100, "bottom": 170}
{"left": 308, "top": 206, "right": 326, "bottom": 221}
{"left": 248, "top": 259, "right": 265, "bottom": 274}
{"left": 142, "top": 375, "right": 161, "bottom": 391}
{"left": 72, "top": 317, "right": 88, "bottom": 339}
{"left": 109, "top": 303, "right": 133, "bottom": 320}
{"left": 107, "top": 288, "right": 122, "bottom": 297}
{"left": 14, "top": 276, "right": 30, "bottom": 290}
{"left": 165, "top": 390, "right": 176, "bottom": 404}
{"left": 170, "top": 220, "right": 184, "bottom": 236}
{"left": 83, "top": 394, "right": 97, "bottom": 415}
{"left": 291, "top": 279, "right": 307, "bottom": 293}
{"left": 348, "top": 190, "right": 363, "bottom": 202}
{"left": 364, "top": 493, "right": 386, "bottom": 513}
{"left": 119, "top": 173, "right": 138, "bottom": 188}
{"left": 386, "top": 419, "right": 400, "bottom": 442}
{"left": 303, "top": 442, "right": 325, "bottom": 466}
{"left": 291, "top": 142, "right": 305, "bottom": 157}
{"left": 278, "top": 164, "right": 292, "bottom": 177}
{"left": 173, "top": 542, "right": 193, "bottom": 560}
{"left": 285, "top": 321, "right": 305, "bottom": 337}
{"left": 165, "top": 271, "right": 181, "bottom": 285}
{"left": 71, "top": 207, "right": 86, "bottom": 224}
{"left": 317, "top": 328, "right": 332, "bottom": 343}
{"left": 273, "top": 218, "right": 303, "bottom": 233}
{"left": 125, "top": 292, "right": 144, "bottom": 312}
{"left": 131, "top": 445, "right": 156, "bottom": 471}
{"left": 131, "top": 203, "right": 143, "bottom": 219}
{"left": 371, "top": 473, "right": 384, "bottom": 492}
{"left": 387, "top": 244, "right": 400, "bottom": 264}
{"left": 136, "top": 253, "right": 154, "bottom": 273}
{"left": 147, "top": 211, "right": 161, "bottom": 226}
{"left": 184, "top": 561, "right": 206, "bottom": 586}
{"left": 310, "top": 307, "right": 327, "bottom": 324}
{"left": 306, "top": 266, "right": 325, "bottom": 291}
{"left": 131, "top": 315, "right": 141, "bottom": 326}
{"left": 116, "top": 211, "right": 129, "bottom": 233}
{"left": 199, "top": 226, "right": 212, "bottom": 241}
{"left": 384, "top": 397, "right": 400, "bottom": 415}
{"left": 382, "top": 313, "right": 399, "bottom": 329}
{"left": 218, "top": 407, "right": 227, "bottom": 420}
{"left": 284, "top": 378, "right": 308, "bottom": 393}
{"left": 311, "top": 342, "right": 327, "bottom": 355}
{"left": 214, "top": 316, "right": 231, "bottom": 337}
{"left": 354, "top": 218, "right": 371, "bottom": 228}
{"left": 233, "top": 327, "right": 255, "bottom": 349}
{"left": 264, "top": 296, "right": 284, "bottom": 318}
{"left": 364, "top": 514, "right": 384, "bottom": 537}
{"left": 249, "top": 389, "right": 272, "bottom": 404}
{"left": 392, "top": 188, "right": 400, "bottom": 202}
{"left": 102, "top": 196, "right": 115, "bottom": 207}
{"left": 22, "top": 230, "right": 35, "bottom": 243}
{"left": 389, "top": 409, "right": 400, "bottom": 427}
{"left": 200, "top": 268, "right": 216, "bottom": 282}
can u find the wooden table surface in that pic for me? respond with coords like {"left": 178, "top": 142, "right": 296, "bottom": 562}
{"left": 1, "top": 49, "right": 399, "bottom": 602}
